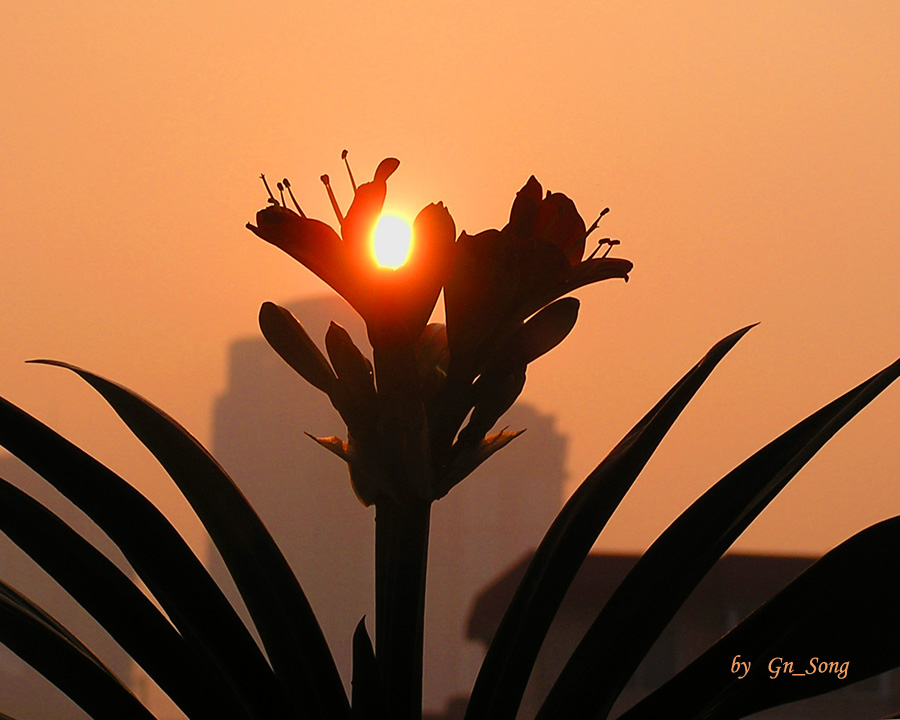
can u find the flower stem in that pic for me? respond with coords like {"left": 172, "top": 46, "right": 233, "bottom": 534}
{"left": 375, "top": 497, "right": 431, "bottom": 720}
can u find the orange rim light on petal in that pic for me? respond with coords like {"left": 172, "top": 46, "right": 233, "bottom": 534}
{"left": 372, "top": 213, "right": 413, "bottom": 269}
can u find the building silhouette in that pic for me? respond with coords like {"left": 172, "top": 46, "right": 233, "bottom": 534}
{"left": 211, "top": 296, "right": 569, "bottom": 714}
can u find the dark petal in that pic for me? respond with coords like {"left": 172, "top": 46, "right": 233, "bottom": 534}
{"left": 561, "top": 256, "right": 633, "bottom": 295}
{"left": 374, "top": 157, "right": 400, "bottom": 183}
{"left": 520, "top": 256, "right": 633, "bottom": 324}
{"left": 342, "top": 158, "right": 399, "bottom": 254}
{"left": 394, "top": 202, "right": 456, "bottom": 340}
{"left": 512, "top": 238, "right": 572, "bottom": 320}
{"left": 247, "top": 209, "right": 368, "bottom": 316}
{"left": 325, "top": 322, "right": 378, "bottom": 423}
{"left": 415, "top": 323, "right": 450, "bottom": 401}
{"left": 415, "top": 323, "right": 449, "bottom": 378}
{"left": 535, "top": 192, "right": 586, "bottom": 265}
{"left": 258, "top": 302, "right": 337, "bottom": 394}
{"left": 496, "top": 297, "right": 580, "bottom": 370}
{"left": 507, "top": 176, "right": 542, "bottom": 238}
{"left": 444, "top": 229, "right": 516, "bottom": 381}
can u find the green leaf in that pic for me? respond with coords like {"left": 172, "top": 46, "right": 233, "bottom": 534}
{"left": 30, "top": 361, "right": 351, "bottom": 720}
{"left": 0, "top": 580, "right": 156, "bottom": 720}
{"left": 0, "top": 476, "right": 246, "bottom": 720}
{"left": 618, "top": 516, "right": 900, "bottom": 720}
{"left": 464, "top": 325, "right": 755, "bottom": 720}
{"left": 0, "top": 395, "right": 288, "bottom": 719}
{"left": 259, "top": 301, "right": 337, "bottom": 394}
{"left": 537, "top": 353, "right": 900, "bottom": 720}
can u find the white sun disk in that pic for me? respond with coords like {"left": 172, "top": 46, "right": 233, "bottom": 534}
{"left": 372, "top": 214, "right": 413, "bottom": 269}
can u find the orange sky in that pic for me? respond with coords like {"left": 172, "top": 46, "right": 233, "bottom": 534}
{"left": 2, "top": 1, "right": 899, "bottom": 557}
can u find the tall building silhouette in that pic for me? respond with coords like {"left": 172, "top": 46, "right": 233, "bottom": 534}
{"left": 211, "top": 296, "right": 569, "bottom": 713}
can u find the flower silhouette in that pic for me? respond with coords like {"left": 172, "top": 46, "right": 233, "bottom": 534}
{"left": 247, "top": 157, "right": 455, "bottom": 348}
{"left": 444, "top": 175, "right": 633, "bottom": 385}
{"left": 248, "top": 160, "right": 632, "bottom": 503}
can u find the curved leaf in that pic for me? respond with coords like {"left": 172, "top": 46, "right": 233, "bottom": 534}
{"left": 537, "top": 353, "right": 900, "bottom": 719}
{"left": 352, "top": 616, "right": 384, "bottom": 720}
{"left": 464, "top": 324, "right": 755, "bottom": 720}
{"left": 618, "top": 516, "right": 900, "bottom": 720}
{"left": 0, "top": 580, "right": 156, "bottom": 720}
{"left": 0, "top": 396, "right": 287, "bottom": 719}
{"left": 31, "top": 360, "right": 351, "bottom": 720}
{"left": 0, "top": 476, "right": 247, "bottom": 720}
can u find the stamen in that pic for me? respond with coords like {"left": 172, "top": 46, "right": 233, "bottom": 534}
{"left": 282, "top": 178, "right": 306, "bottom": 217}
{"left": 587, "top": 237, "right": 621, "bottom": 260}
{"left": 585, "top": 207, "right": 610, "bottom": 239}
{"left": 342, "top": 149, "right": 357, "bottom": 193}
{"left": 321, "top": 174, "right": 344, "bottom": 225}
{"left": 276, "top": 181, "right": 286, "bottom": 208}
{"left": 260, "top": 174, "right": 280, "bottom": 206}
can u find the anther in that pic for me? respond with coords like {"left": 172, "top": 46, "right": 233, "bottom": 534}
{"left": 282, "top": 178, "right": 306, "bottom": 217}
{"left": 587, "top": 237, "right": 621, "bottom": 260}
{"left": 321, "top": 174, "right": 344, "bottom": 225}
{"left": 276, "top": 181, "right": 286, "bottom": 208}
{"left": 585, "top": 207, "right": 610, "bottom": 239}
{"left": 260, "top": 174, "right": 280, "bottom": 206}
{"left": 342, "top": 149, "right": 357, "bottom": 193}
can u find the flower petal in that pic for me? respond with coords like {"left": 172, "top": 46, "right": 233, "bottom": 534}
{"left": 325, "top": 321, "right": 378, "bottom": 423}
{"left": 508, "top": 176, "right": 542, "bottom": 239}
{"left": 562, "top": 256, "right": 633, "bottom": 295}
{"left": 393, "top": 202, "right": 456, "bottom": 339}
{"left": 445, "top": 229, "right": 516, "bottom": 380}
{"left": 257, "top": 302, "right": 336, "bottom": 394}
{"left": 497, "top": 297, "right": 580, "bottom": 370}
{"left": 343, "top": 158, "right": 399, "bottom": 254}
{"left": 247, "top": 208, "right": 368, "bottom": 315}
{"left": 536, "top": 192, "right": 586, "bottom": 265}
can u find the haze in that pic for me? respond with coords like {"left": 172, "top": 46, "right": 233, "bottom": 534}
{"left": 2, "top": 1, "right": 899, "bottom": 560}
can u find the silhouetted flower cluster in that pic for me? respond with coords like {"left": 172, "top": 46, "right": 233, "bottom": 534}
{"left": 248, "top": 155, "right": 632, "bottom": 506}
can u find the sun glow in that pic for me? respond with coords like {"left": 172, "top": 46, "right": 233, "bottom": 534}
{"left": 372, "top": 213, "right": 413, "bottom": 269}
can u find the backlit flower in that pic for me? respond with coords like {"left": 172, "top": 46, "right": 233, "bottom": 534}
{"left": 247, "top": 155, "right": 455, "bottom": 347}
{"left": 444, "top": 175, "right": 633, "bottom": 385}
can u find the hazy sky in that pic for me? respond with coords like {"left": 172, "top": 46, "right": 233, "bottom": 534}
{"left": 2, "top": 1, "right": 899, "bottom": 557}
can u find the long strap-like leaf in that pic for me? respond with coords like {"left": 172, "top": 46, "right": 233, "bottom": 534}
{"left": 0, "top": 476, "right": 248, "bottom": 720}
{"left": 0, "top": 580, "right": 157, "bottom": 720}
{"left": 464, "top": 325, "right": 755, "bottom": 720}
{"left": 618, "top": 515, "right": 900, "bottom": 720}
{"left": 33, "top": 360, "right": 351, "bottom": 720}
{"left": 351, "top": 616, "right": 385, "bottom": 720}
{"left": 537, "top": 354, "right": 900, "bottom": 719}
{"left": 0, "top": 396, "right": 289, "bottom": 719}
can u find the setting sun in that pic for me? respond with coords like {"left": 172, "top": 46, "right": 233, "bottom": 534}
{"left": 372, "top": 213, "right": 413, "bottom": 269}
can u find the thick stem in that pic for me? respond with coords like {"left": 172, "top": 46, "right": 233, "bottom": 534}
{"left": 375, "top": 498, "right": 431, "bottom": 720}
